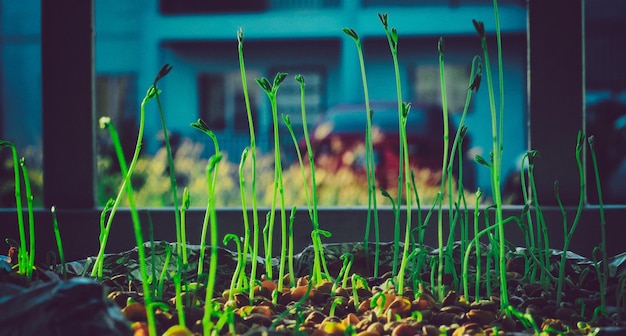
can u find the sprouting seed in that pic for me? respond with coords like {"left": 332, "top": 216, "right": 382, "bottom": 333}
{"left": 472, "top": 19, "right": 485, "bottom": 38}
{"left": 342, "top": 28, "right": 359, "bottom": 41}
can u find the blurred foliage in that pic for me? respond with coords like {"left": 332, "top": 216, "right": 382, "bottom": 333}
{"left": 0, "top": 138, "right": 475, "bottom": 208}
{"left": 0, "top": 146, "right": 43, "bottom": 208}
{"left": 96, "top": 138, "right": 473, "bottom": 208}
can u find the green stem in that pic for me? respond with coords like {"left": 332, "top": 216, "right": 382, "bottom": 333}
{"left": 0, "top": 142, "right": 26, "bottom": 277}
{"left": 237, "top": 29, "right": 260, "bottom": 302}
{"left": 474, "top": 12, "right": 508, "bottom": 308}
{"left": 223, "top": 234, "right": 244, "bottom": 301}
{"left": 19, "top": 158, "right": 35, "bottom": 279}
{"left": 342, "top": 28, "right": 379, "bottom": 277}
{"left": 257, "top": 73, "right": 287, "bottom": 282}
{"left": 588, "top": 136, "right": 608, "bottom": 308}
{"left": 554, "top": 132, "right": 585, "bottom": 305}
{"left": 202, "top": 154, "right": 222, "bottom": 334}
{"left": 50, "top": 206, "right": 66, "bottom": 280}
{"left": 436, "top": 37, "right": 450, "bottom": 301}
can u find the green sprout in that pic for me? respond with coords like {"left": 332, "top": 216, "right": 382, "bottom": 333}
{"left": 223, "top": 233, "right": 245, "bottom": 302}
{"left": 92, "top": 65, "right": 171, "bottom": 335}
{"left": 379, "top": 13, "right": 409, "bottom": 284}
{"left": 329, "top": 296, "right": 345, "bottom": 317}
{"left": 256, "top": 72, "right": 288, "bottom": 282}
{"left": 201, "top": 153, "right": 223, "bottom": 335}
{"left": 237, "top": 147, "right": 255, "bottom": 288}
{"left": 554, "top": 131, "right": 585, "bottom": 305}
{"left": 473, "top": 0, "right": 508, "bottom": 309}
{"left": 157, "top": 242, "right": 171, "bottom": 299}
{"left": 370, "top": 291, "right": 387, "bottom": 317}
{"left": 288, "top": 206, "right": 297, "bottom": 288}
{"left": 332, "top": 253, "right": 353, "bottom": 292}
{"left": 19, "top": 157, "right": 36, "bottom": 280}
{"left": 190, "top": 118, "right": 220, "bottom": 278}
{"left": 237, "top": 28, "right": 262, "bottom": 301}
{"left": 173, "top": 271, "right": 186, "bottom": 328}
{"left": 435, "top": 36, "right": 451, "bottom": 301}
{"left": 292, "top": 74, "right": 330, "bottom": 284}
{"left": 588, "top": 135, "right": 608, "bottom": 309}
{"left": 180, "top": 187, "right": 191, "bottom": 267}
{"left": 0, "top": 141, "right": 27, "bottom": 278}
{"left": 351, "top": 273, "right": 368, "bottom": 310}
{"left": 50, "top": 206, "right": 66, "bottom": 280}
{"left": 151, "top": 65, "right": 183, "bottom": 258}
{"left": 342, "top": 27, "right": 380, "bottom": 277}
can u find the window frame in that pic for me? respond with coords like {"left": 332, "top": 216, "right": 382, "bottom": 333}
{"left": 1, "top": 0, "right": 622, "bottom": 263}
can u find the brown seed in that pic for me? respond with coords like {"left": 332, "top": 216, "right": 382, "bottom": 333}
{"left": 342, "top": 312, "right": 360, "bottom": 326}
{"left": 243, "top": 313, "right": 273, "bottom": 327}
{"left": 466, "top": 309, "right": 496, "bottom": 325}
{"left": 305, "top": 311, "right": 327, "bottom": 327}
{"left": 316, "top": 281, "right": 335, "bottom": 294}
{"left": 335, "top": 287, "right": 350, "bottom": 298}
{"left": 366, "top": 321, "right": 385, "bottom": 335}
{"left": 422, "top": 324, "right": 440, "bottom": 336}
{"left": 413, "top": 293, "right": 437, "bottom": 311}
{"left": 297, "top": 276, "right": 309, "bottom": 287}
{"left": 452, "top": 322, "right": 483, "bottom": 336}
{"left": 391, "top": 323, "right": 416, "bottom": 336}
{"left": 249, "top": 304, "right": 273, "bottom": 317}
{"left": 441, "top": 290, "right": 458, "bottom": 307}
{"left": 431, "top": 311, "right": 459, "bottom": 326}
{"left": 320, "top": 320, "right": 346, "bottom": 335}
{"left": 356, "top": 332, "right": 380, "bottom": 336}
{"left": 385, "top": 296, "right": 412, "bottom": 316}
{"left": 440, "top": 305, "right": 467, "bottom": 315}
{"left": 291, "top": 285, "right": 314, "bottom": 301}
{"left": 122, "top": 302, "right": 147, "bottom": 322}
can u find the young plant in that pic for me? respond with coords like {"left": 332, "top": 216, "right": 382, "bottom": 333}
{"left": 190, "top": 119, "right": 220, "bottom": 279}
{"left": 0, "top": 141, "right": 28, "bottom": 278}
{"left": 237, "top": 28, "right": 262, "bottom": 299}
{"left": 342, "top": 27, "right": 380, "bottom": 277}
{"left": 435, "top": 37, "right": 451, "bottom": 301}
{"left": 473, "top": 0, "right": 508, "bottom": 308}
{"left": 283, "top": 74, "right": 330, "bottom": 284}
{"left": 19, "top": 157, "right": 36, "bottom": 280}
{"left": 379, "top": 13, "right": 408, "bottom": 283}
{"left": 256, "top": 72, "right": 288, "bottom": 282}
{"left": 201, "top": 153, "right": 223, "bottom": 334}
{"left": 397, "top": 102, "right": 415, "bottom": 296}
{"left": 223, "top": 233, "right": 245, "bottom": 301}
{"left": 180, "top": 187, "right": 190, "bottom": 267}
{"left": 50, "top": 206, "right": 67, "bottom": 279}
{"left": 519, "top": 149, "right": 551, "bottom": 285}
{"left": 95, "top": 65, "right": 172, "bottom": 335}
{"left": 553, "top": 131, "right": 585, "bottom": 305}
{"left": 588, "top": 135, "right": 608, "bottom": 309}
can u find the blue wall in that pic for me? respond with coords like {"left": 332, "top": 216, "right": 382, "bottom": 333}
{"left": 0, "top": 0, "right": 527, "bottom": 194}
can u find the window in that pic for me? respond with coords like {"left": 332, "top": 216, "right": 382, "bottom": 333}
{"left": 413, "top": 64, "right": 471, "bottom": 114}
{"left": 584, "top": 0, "right": 626, "bottom": 204}
{"left": 197, "top": 71, "right": 260, "bottom": 133}
{"left": 273, "top": 67, "right": 325, "bottom": 124}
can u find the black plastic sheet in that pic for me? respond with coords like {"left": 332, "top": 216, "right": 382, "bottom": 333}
{"left": 0, "top": 277, "right": 132, "bottom": 336}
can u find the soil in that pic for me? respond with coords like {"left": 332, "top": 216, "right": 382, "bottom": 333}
{"left": 1, "top": 241, "right": 625, "bottom": 335}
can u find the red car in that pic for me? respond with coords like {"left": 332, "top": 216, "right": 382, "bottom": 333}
{"left": 301, "top": 102, "right": 472, "bottom": 190}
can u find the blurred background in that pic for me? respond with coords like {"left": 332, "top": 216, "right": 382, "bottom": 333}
{"left": 0, "top": 0, "right": 624, "bottom": 207}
